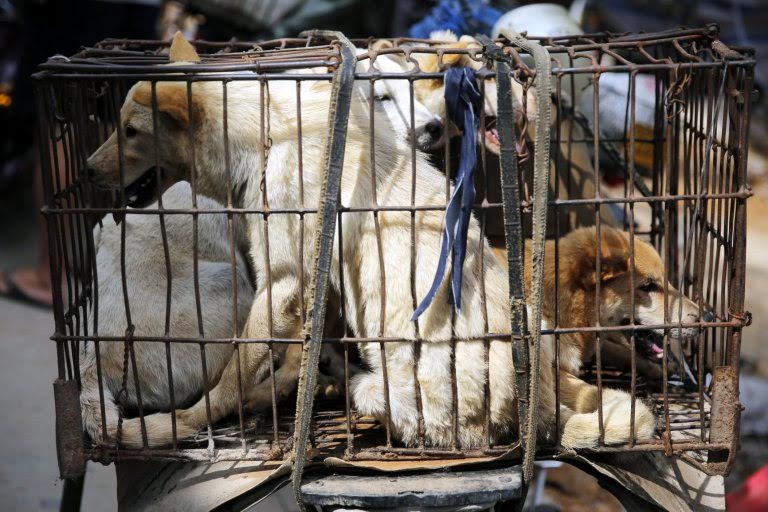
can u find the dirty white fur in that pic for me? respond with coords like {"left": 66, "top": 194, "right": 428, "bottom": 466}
{"left": 78, "top": 182, "right": 254, "bottom": 446}
{"left": 87, "top": 68, "right": 655, "bottom": 448}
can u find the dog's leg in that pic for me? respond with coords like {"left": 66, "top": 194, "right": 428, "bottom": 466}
{"left": 244, "top": 343, "right": 303, "bottom": 410}
{"left": 114, "top": 283, "right": 300, "bottom": 448}
{"left": 557, "top": 370, "right": 656, "bottom": 448}
{"left": 179, "top": 279, "right": 303, "bottom": 423}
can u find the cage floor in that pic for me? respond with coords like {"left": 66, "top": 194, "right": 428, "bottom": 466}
{"left": 84, "top": 365, "right": 713, "bottom": 463}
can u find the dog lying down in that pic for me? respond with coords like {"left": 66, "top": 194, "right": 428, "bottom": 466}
{"left": 490, "top": 228, "right": 702, "bottom": 383}
{"left": 84, "top": 35, "right": 701, "bottom": 449}
{"left": 79, "top": 182, "right": 347, "bottom": 447}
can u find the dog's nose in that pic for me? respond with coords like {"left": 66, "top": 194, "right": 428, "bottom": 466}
{"left": 702, "top": 310, "right": 714, "bottom": 323}
{"left": 425, "top": 120, "right": 442, "bottom": 137}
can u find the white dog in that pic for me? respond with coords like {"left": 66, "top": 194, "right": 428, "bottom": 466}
{"left": 79, "top": 182, "right": 254, "bottom": 446}
{"left": 86, "top": 36, "right": 655, "bottom": 449}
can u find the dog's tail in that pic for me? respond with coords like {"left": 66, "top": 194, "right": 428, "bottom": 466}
{"left": 79, "top": 350, "right": 196, "bottom": 449}
{"left": 558, "top": 372, "right": 656, "bottom": 448}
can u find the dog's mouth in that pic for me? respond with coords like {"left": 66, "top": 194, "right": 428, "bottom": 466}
{"left": 112, "top": 167, "right": 169, "bottom": 223}
{"left": 617, "top": 317, "right": 665, "bottom": 360}
{"left": 125, "top": 167, "right": 167, "bottom": 207}
{"left": 636, "top": 329, "right": 665, "bottom": 360}
{"left": 483, "top": 116, "right": 500, "bottom": 155}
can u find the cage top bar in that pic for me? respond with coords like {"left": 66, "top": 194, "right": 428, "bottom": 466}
{"left": 34, "top": 25, "right": 752, "bottom": 77}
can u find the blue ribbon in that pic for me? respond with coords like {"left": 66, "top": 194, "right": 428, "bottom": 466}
{"left": 408, "top": 0, "right": 502, "bottom": 39}
{"left": 412, "top": 67, "right": 482, "bottom": 321}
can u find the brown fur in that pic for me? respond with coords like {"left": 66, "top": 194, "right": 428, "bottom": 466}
{"left": 132, "top": 82, "right": 203, "bottom": 129}
{"left": 492, "top": 226, "right": 700, "bottom": 380}
{"left": 169, "top": 30, "right": 201, "bottom": 63}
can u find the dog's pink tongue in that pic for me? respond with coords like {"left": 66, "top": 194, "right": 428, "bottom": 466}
{"left": 651, "top": 343, "right": 664, "bottom": 357}
{"left": 485, "top": 128, "right": 499, "bottom": 147}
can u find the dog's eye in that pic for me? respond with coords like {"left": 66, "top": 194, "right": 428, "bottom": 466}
{"left": 374, "top": 93, "right": 392, "bottom": 101}
{"left": 639, "top": 281, "right": 661, "bottom": 293}
{"left": 125, "top": 125, "right": 137, "bottom": 138}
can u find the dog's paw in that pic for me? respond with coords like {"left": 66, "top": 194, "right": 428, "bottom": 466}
{"left": 316, "top": 374, "right": 342, "bottom": 400}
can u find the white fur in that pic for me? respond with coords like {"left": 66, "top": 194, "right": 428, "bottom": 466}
{"left": 86, "top": 66, "right": 656, "bottom": 449}
{"left": 79, "top": 182, "right": 254, "bottom": 446}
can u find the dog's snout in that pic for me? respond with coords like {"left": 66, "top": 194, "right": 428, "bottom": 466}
{"left": 425, "top": 120, "right": 442, "bottom": 137}
{"left": 702, "top": 310, "right": 714, "bottom": 323}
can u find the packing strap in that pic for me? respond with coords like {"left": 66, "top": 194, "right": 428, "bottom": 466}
{"left": 479, "top": 31, "right": 552, "bottom": 483}
{"left": 290, "top": 30, "right": 357, "bottom": 511}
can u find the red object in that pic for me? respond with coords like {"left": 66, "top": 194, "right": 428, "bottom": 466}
{"left": 602, "top": 175, "right": 625, "bottom": 188}
{"left": 726, "top": 464, "right": 768, "bottom": 511}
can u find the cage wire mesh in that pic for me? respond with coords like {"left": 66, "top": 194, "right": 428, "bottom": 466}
{"left": 36, "top": 26, "right": 753, "bottom": 476}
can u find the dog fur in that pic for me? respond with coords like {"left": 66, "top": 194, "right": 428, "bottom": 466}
{"left": 86, "top": 37, "right": 662, "bottom": 449}
{"left": 79, "top": 182, "right": 254, "bottom": 446}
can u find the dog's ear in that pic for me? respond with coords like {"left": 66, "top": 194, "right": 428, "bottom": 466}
{"left": 371, "top": 39, "right": 394, "bottom": 52}
{"left": 169, "top": 31, "right": 201, "bottom": 63}
{"left": 132, "top": 82, "right": 201, "bottom": 129}
{"left": 576, "top": 227, "right": 630, "bottom": 288}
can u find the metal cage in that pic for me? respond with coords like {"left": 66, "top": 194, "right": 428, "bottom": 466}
{"left": 36, "top": 26, "right": 753, "bottom": 483}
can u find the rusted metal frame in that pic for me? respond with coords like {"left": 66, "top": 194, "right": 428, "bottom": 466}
{"left": 148, "top": 80, "right": 179, "bottom": 449}
{"left": 685, "top": 64, "right": 729, "bottom": 401}
{"left": 36, "top": 80, "right": 88, "bottom": 476}
{"left": 698, "top": 69, "right": 719, "bottom": 367}
{"left": 683, "top": 71, "right": 709, "bottom": 440}
{"left": 362, "top": 75, "right": 393, "bottom": 450}
{"left": 290, "top": 30, "right": 356, "bottom": 511}
{"left": 661, "top": 63, "right": 685, "bottom": 454}
{"left": 40, "top": 58, "right": 340, "bottom": 75}
{"left": 79, "top": 436, "right": 732, "bottom": 464}
{"left": 42, "top": 188, "right": 753, "bottom": 217}
{"left": 591, "top": 69, "right": 606, "bottom": 446}
{"left": 106, "top": 76, "right": 150, "bottom": 450}
{"left": 478, "top": 75, "right": 492, "bottom": 449}
{"left": 649, "top": 68, "right": 666, "bottom": 244}
{"left": 481, "top": 36, "right": 531, "bottom": 468}
{"left": 65, "top": 123, "right": 87, "bottom": 387}
{"left": 42, "top": 84, "right": 72, "bottom": 381}
{"left": 548, "top": 60, "right": 753, "bottom": 75}
{"left": 59, "top": 99, "right": 87, "bottom": 385}
{"left": 294, "top": 79, "right": 317, "bottom": 453}
{"left": 557, "top": 57, "right": 577, "bottom": 446}
{"left": 185, "top": 80, "right": 216, "bottom": 456}
{"left": 721, "top": 95, "right": 741, "bottom": 367}
{"left": 627, "top": 70, "right": 638, "bottom": 446}
{"left": 77, "top": 78, "right": 109, "bottom": 451}
{"left": 712, "top": 63, "right": 753, "bottom": 471}
{"left": 406, "top": 77, "right": 426, "bottom": 449}
{"left": 332, "top": 185, "right": 347, "bottom": 454}
{"left": 705, "top": 70, "right": 728, "bottom": 391}
{"left": 52, "top": 319, "right": 741, "bottom": 344}
{"left": 220, "top": 80, "right": 246, "bottom": 451}
{"left": 37, "top": 58, "right": 756, "bottom": 85}
{"left": 256, "top": 78, "right": 281, "bottom": 447}
{"left": 681, "top": 122, "right": 737, "bottom": 155}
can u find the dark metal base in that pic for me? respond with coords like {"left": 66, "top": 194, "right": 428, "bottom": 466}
{"left": 60, "top": 474, "right": 85, "bottom": 512}
{"left": 300, "top": 466, "right": 523, "bottom": 511}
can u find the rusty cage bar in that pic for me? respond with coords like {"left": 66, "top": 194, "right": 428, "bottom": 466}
{"left": 36, "top": 26, "right": 753, "bottom": 479}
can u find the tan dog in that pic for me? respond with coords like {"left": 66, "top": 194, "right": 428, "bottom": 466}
{"left": 515, "top": 227, "right": 701, "bottom": 381}
{"left": 86, "top": 35, "right": 657, "bottom": 449}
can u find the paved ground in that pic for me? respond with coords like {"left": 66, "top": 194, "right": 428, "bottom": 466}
{"left": 0, "top": 183, "right": 115, "bottom": 511}
{"left": 0, "top": 298, "right": 117, "bottom": 511}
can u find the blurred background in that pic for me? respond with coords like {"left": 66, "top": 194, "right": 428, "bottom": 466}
{"left": 0, "top": 0, "right": 766, "bottom": 510}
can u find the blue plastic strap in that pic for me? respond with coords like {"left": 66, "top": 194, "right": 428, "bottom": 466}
{"left": 412, "top": 67, "right": 481, "bottom": 321}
